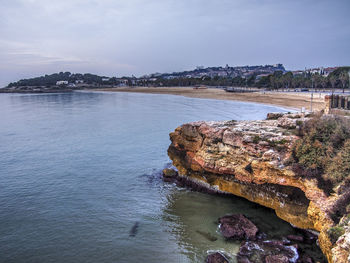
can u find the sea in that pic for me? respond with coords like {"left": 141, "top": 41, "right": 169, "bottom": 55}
{"left": 0, "top": 91, "right": 317, "bottom": 262}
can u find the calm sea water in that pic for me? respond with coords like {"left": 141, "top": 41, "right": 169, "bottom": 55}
{"left": 0, "top": 91, "right": 300, "bottom": 263}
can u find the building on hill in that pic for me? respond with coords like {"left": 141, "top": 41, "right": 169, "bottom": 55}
{"left": 56, "top": 81, "right": 68, "bottom": 86}
{"left": 324, "top": 67, "right": 338, "bottom": 77}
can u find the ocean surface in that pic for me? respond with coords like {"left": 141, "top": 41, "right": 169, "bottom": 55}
{"left": 0, "top": 91, "right": 306, "bottom": 263}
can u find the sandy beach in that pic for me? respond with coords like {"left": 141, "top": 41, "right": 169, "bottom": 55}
{"left": 97, "top": 87, "right": 326, "bottom": 111}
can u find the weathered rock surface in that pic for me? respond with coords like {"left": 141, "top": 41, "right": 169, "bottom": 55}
{"left": 331, "top": 219, "right": 350, "bottom": 263}
{"left": 287, "top": 235, "right": 304, "bottom": 242}
{"left": 167, "top": 113, "right": 348, "bottom": 262}
{"left": 265, "top": 254, "right": 289, "bottom": 263}
{"left": 206, "top": 252, "right": 229, "bottom": 263}
{"left": 162, "top": 168, "right": 178, "bottom": 182}
{"left": 237, "top": 240, "right": 299, "bottom": 263}
{"left": 219, "top": 214, "right": 258, "bottom": 240}
{"left": 162, "top": 168, "right": 178, "bottom": 178}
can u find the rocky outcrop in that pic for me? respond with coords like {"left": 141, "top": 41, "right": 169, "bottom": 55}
{"left": 167, "top": 113, "right": 348, "bottom": 262}
{"left": 206, "top": 252, "right": 229, "bottom": 263}
{"left": 162, "top": 168, "right": 178, "bottom": 182}
{"left": 237, "top": 240, "right": 299, "bottom": 263}
{"left": 331, "top": 218, "right": 350, "bottom": 262}
{"left": 218, "top": 214, "right": 258, "bottom": 240}
{"left": 162, "top": 168, "right": 178, "bottom": 178}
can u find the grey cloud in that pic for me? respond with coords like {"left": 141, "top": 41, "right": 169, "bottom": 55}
{"left": 0, "top": 0, "right": 349, "bottom": 86}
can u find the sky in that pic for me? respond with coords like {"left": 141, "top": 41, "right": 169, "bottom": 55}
{"left": 0, "top": 0, "right": 349, "bottom": 86}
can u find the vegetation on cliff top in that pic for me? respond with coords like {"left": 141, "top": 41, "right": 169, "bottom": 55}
{"left": 290, "top": 114, "right": 350, "bottom": 194}
{"left": 289, "top": 114, "right": 350, "bottom": 223}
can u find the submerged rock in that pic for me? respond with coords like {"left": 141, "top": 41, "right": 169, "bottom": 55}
{"left": 265, "top": 254, "right": 289, "bottom": 263}
{"left": 206, "top": 252, "right": 229, "bottom": 263}
{"left": 196, "top": 230, "right": 218, "bottom": 242}
{"left": 298, "top": 255, "right": 314, "bottom": 263}
{"left": 237, "top": 240, "right": 299, "bottom": 263}
{"left": 287, "top": 234, "right": 304, "bottom": 242}
{"left": 219, "top": 214, "right": 258, "bottom": 240}
{"left": 129, "top": 222, "right": 139, "bottom": 237}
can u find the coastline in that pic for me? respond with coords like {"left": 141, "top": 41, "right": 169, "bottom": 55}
{"left": 96, "top": 87, "right": 326, "bottom": 111}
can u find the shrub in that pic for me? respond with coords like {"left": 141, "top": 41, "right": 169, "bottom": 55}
{"left": 328, "top": 226, "right": 345, "bottom": 244}
{"left": 289, "top": 115, "right": 350, "bottom": 194}
{"left": 329, "top": 190, "right": 350, "bottom": 223}
{"left": 324, "top": 140, "right": 350, "bottom": 186}
{"left": 296, "top": 120, "right": 303, "bottom": 126}
{"left": 267, "top": 139, "right": 287, "bottom": 147}
{"left": 252, "top": 135, "right": 261, "bottom": 144}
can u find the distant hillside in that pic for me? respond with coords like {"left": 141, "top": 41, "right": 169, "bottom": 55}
{"left": 5, "top": 64, "right": 348, "bottom": 92}
{"left": 7, "top": 72, "right": 119, "bottom": 87}
{"left": 7, "top": 65, "right": 286, "bottom": 88}
{"left": 144, "top": 64, "right": 286, "bottom": 79}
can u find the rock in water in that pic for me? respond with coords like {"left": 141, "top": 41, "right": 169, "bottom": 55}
{"left": 162, "top": 168, "right": 177, "bottom": 177}
{"left": 196, "top": 230, "right": 218, "bottom": 242}
{"left": 237, "top": 240, "right": 299, "bottom": 263}
{"left": 287, "top": 234, "right": 304, "bottom": 242}
{"left": 265, "top": 254, "right": 289, "bottom": 263}
{"left": 206, "top": 252, "right": 229, "bottom": 263}
{"left": 162, "top": 168, "right": 178, "bottom": 182}
{"left": 129, "top": 222, "right": 139, "bottom": 237}
{"left": 218, "top": 214, "right": 258, "bottom": 240}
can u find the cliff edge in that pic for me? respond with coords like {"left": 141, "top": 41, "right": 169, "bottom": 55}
{"left": 168, "top": 113, "right": 350, "bottom": 263}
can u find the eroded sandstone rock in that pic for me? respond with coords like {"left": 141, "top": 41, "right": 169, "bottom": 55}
{"left": 167, "top": 113, "right": 346, "bottom": 262}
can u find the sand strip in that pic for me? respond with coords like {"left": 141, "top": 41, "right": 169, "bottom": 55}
{"left": 95, "top": 87, "right": 326, "bottom": 111}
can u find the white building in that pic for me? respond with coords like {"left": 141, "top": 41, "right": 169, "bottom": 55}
{"left": 56, "top": 81, "right": 68, "bottom": 86}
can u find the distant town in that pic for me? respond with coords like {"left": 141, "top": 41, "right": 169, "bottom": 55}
{"left": 1, "top": 64, "right": 349, "bottom": 93}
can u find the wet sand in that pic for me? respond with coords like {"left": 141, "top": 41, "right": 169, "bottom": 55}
{"left": 97, "top": 87, "right": 326, "bottom": 111}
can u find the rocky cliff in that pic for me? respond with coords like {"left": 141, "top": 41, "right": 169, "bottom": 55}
{"left": 167, "top": 113, "right": 349, "bottom": 263}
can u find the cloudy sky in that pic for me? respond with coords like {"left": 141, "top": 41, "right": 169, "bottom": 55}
{"left": 0, "top": 0, "right": 349, "bottom": 86}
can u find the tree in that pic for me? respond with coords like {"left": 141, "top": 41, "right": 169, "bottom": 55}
{"left": 256, "top": 75, "right": 270, "bottom": 88}
{"left": 291, "top": 76, "right": 300, "bottom": 90}
{"left": 247, "top": 75, "right": 256, "bottom": 87}
{"left": 303, "top": 78, "right": 311, "bottom": 90}
{"left": 269, "top": 75, "right": 276, "bottom": 90}
{"left": 311, "top": 73, "right": 322, "bottom": 92}
{"left": 339, "top": 71, "right": 349, "bottom": 93}
{"left": 319, "top": 76, "right": 328, "bottom": 92}
{"left": 329, "top": 75, "right": 337, "bottom": 95}
{"left": 283, "top": 72, "right": 293, "bottom": 90}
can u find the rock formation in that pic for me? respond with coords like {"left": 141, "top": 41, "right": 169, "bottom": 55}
{"left": 167, "top": 113, "right": 349, "bottom": 262}
{"left": 237, "top": 240, "right": 299, "bottom": 263}
{"left": 218, "top": 214, "right": 258, "bottom": 240}
{"left": 206, "top": 252, "right": 229, "bottom": 263}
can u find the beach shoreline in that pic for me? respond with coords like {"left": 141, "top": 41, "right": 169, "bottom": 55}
{"left": 95, "top": 87, "right": 326, "bottom": 111}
